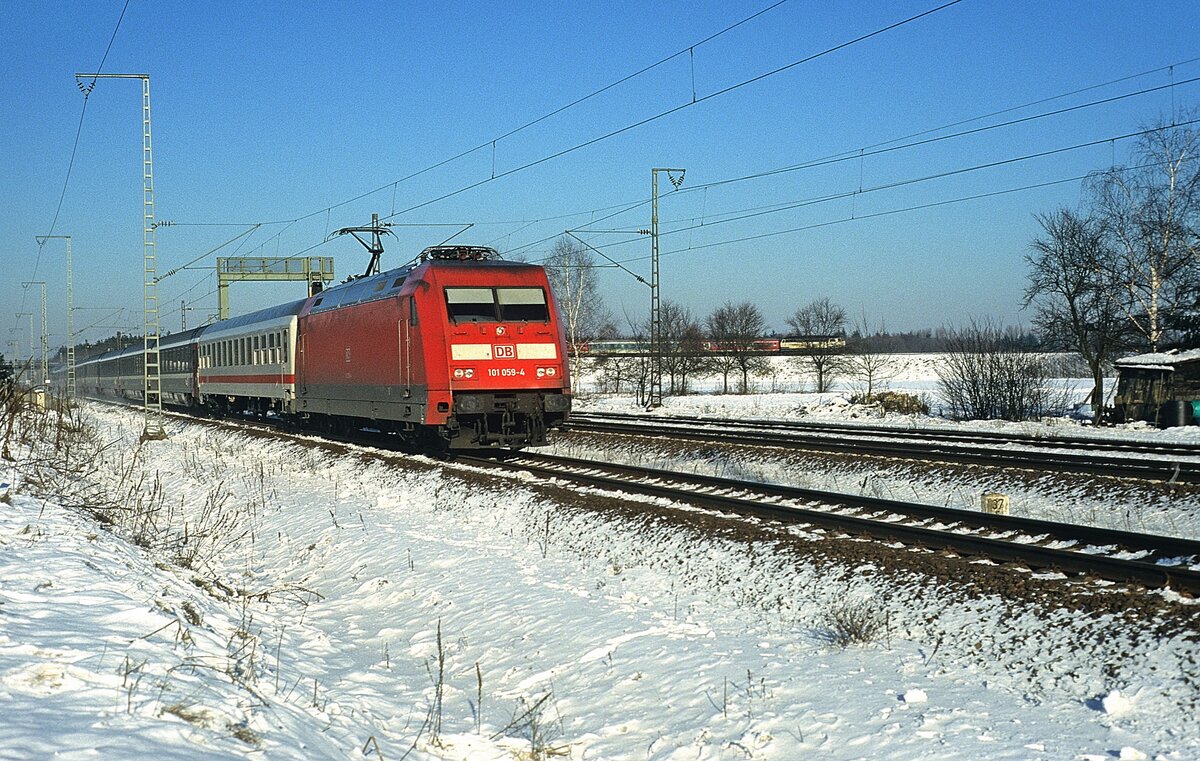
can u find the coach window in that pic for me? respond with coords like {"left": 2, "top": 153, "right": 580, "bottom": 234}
{"left": 497, "top": 288, "right": 549, "bottom": 322}
{"left": 444, "top": 287, "right": 496, "bottom": 323}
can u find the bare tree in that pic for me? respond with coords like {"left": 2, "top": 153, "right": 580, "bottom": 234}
{"left": 1024, "top": 208, "right": 1128, "bottom": 421}
{"left": 1088, "top": 120, "right": 1200, "bottom": 351}
{"left": 543, "top": 236, "right": 613, "bottom": 355}
{"left": 845, "top": 312, "right": 898, "bottom": 400}
{"left": 706, "top": 301, "right": 769, "bottom": 394}
{"left": 660, "top": 300, "right": 707, "bottom": 395}
{"left": 787, "top": 297, "right": 847, "bottom": 392}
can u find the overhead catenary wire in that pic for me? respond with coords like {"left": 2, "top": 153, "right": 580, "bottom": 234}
{"left": 541, "top": 156, "right": 1173, "bottom": 275}
{"left": 20, "top": 0, "right": 131, "bottom": 331}
{"left": 374, "top": 0, "right": 968, "bottom": 227}
{"left": 555, "top": 118, "right": 1200, "bottom": 262}
{"left": 250, "top": 0, "right": 797, "bottom": 235}
{"left": 206, "top": 0, "right": 965, "bottom": 270}
{"left": 187, "top": 59, "right": 1198, "bottom": 280}
{"left": 488, "top": 59, "right": 1200, "bottom": 258}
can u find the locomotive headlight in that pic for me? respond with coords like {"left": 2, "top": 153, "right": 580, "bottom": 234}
{"left": 537, "top": 366, "right": 557, "bottom": 377}
{"left": 453, "top": 368, "right": 465, "bottom": 379}
{"left": 464, "top": 368, "right": 475, "bottom": 379}
{"left": 454, "top": 367, "right": 476, "bottom": 380}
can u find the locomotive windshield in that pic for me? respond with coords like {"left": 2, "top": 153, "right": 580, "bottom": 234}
{"left": 445, "top": 287, "right": 549, "bottom": 323}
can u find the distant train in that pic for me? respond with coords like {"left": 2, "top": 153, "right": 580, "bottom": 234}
{"left": 73, "top": 246, "right": 573, "bottom": 448}
{"left": 574, "top": 335, "right": 845, "bottom": 356}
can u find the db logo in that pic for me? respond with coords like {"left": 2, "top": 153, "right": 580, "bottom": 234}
{"left": 494, "top": 344, "right": 516, "bottom": 359}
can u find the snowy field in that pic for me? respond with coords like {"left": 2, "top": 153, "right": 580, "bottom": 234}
{"left": 573, "top": 353, "right": 1200, "bottom": 446}
{"left": 1, "top": 395, "right": 1198, "bottom": 759}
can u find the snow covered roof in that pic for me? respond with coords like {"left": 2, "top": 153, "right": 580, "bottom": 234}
{"left": 1114, "top": 348, "right": 1200, "bottom": 371}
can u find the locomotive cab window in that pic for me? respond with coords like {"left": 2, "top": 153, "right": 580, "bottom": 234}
{"left": 445, "top": 287, "right": 497, "bottom": 323}
{"left": 444, "top": 287, "right": 549, "bottom": 323}
{"left": 497, "top": 287, "right": 548, "bottom": 322}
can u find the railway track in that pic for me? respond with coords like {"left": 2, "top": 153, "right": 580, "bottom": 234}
{"left": 564, "top": 411, "right": 1200, "bottom": 484}
{"left": 460, "top": 449, "right": 1200, "bottom": 595}
{"left": 84, "top": 399, "right": 1200, "bottom": 596}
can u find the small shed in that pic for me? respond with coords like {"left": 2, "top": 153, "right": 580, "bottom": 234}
{"left": 1111, "top": 349, "right": 1200, "bottom": 427}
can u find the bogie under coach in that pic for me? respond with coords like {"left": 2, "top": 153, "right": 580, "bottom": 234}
{"left": 75, "top": 245, "right": 573, "bottom": 448}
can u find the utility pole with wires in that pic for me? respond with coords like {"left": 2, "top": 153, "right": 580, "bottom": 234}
{"left": 15, "top": 313, "right": 33, "bottom": 381}
{"left": 20, "top": 281, "right": 48, "bottom": 386}
{"left": 645, "top": 167, "right": 685, "bottom": 409}
{"left": 76, "top": 72, "right": 165, "bottom": 440}
{"left": 36, "top": 235, "right": 74, "bottom": 399}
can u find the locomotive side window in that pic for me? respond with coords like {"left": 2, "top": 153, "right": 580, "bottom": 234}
{"left": 445, "top": 287, "right": 497, "bottom": 322}
{"left": 497, "top": 288, "right": 549, "bottom": 322}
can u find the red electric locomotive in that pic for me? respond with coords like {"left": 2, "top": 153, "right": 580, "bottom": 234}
{"left": 295, "top": 245, "right": 572, "bottom": 448}
{"left": 76, "top": 245, "right": 569, "bottom": 449}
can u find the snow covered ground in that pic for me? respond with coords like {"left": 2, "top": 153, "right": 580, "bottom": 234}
{"left": 574, "top": 354, "right": 1200, "bottom": 445}
{"left": 2, "top": 396, "right": 1199, "bottom": 759}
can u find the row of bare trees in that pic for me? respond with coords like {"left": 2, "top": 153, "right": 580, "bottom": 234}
{"left": 1025, "top": 120, "right": 1200, "bottom": 421}
{"left": 542, "top": 239, "right": 895, "bottom": 398}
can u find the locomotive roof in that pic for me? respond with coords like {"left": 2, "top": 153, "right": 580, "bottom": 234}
{"left": 307, "top": 256, "right": 542, "bottom": 315}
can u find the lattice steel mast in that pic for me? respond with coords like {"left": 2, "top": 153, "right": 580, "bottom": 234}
{"left": 37, "top": 235, "right": 74, "bottom": 400}
{"left": 77, "top": 73, "right": 165, "bottom": 439}
{"left": 648, "top": 167, "right": 684, "bottom": 409}
{"left": 20, "top": 281, "right": 48, "bottom": 386}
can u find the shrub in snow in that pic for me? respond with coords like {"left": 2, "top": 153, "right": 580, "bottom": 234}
{"left": 935, "top": 321, "right": 1074, "bottom": 421}
{"left": 848, "top": 390, "right": 930, "bottom": 415}
{"left": 823, "top": 599, "right": 889, "bottom": 648}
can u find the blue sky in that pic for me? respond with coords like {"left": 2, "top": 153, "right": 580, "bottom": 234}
{"left": 3, "top": 0, "right": 1198, "bottom": 353}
